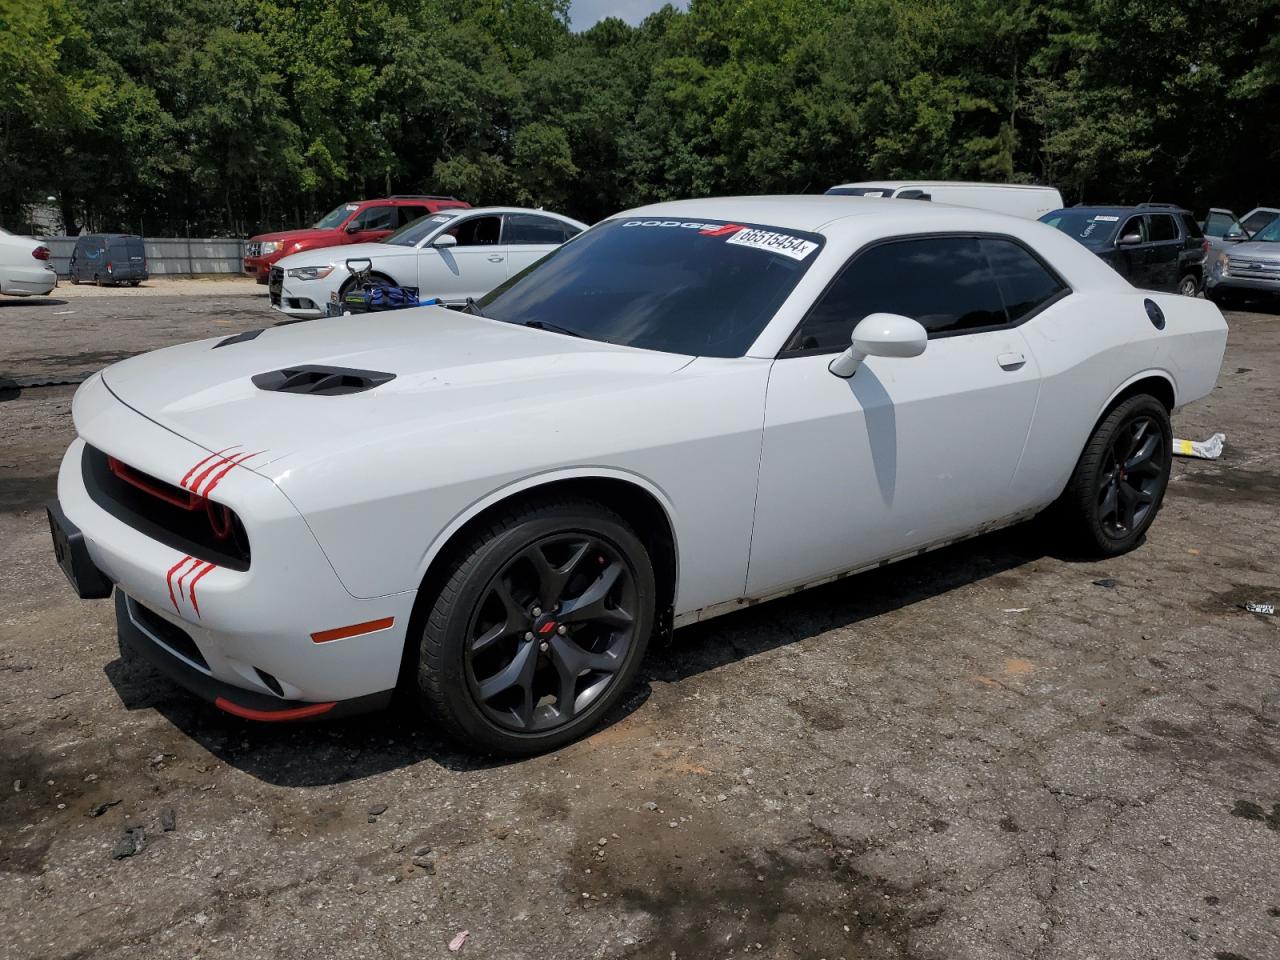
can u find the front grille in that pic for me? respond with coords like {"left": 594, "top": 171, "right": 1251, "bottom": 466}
{"left": 246, "top": 241, "right": 262, "bottom": 258}
{"left": 129, "top": 597, "right": 209, "bottom": 671}
{"left": 1226, "top": 257, "right": 1280, "bottom": 279}
{"left": 82, "top": 446, "right": 251, "bottom": 570}
{"left": 268, "top": 266, "right": 283, "bottom": 306}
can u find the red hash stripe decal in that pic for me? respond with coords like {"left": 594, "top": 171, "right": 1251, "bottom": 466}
{"left": 201, "top": 451, "right": 265, "bottom": 497}
{"left": 175, "top": 557, "right": 202, "bottom": 601}
{"left": 166, "top": 555, "right": 197, "bottom": 612}
{"left": 180, "top": 446, "right": 240, "bottom": 489}
{"left": 187, "top": 561, "right": 216, "bottom": 617}
{"left": 187, "top": 450, "right": 243, "bottom": 496}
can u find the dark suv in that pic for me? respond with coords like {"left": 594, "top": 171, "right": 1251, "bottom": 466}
{"left": 1039, "top": 203, "right": 1205, "bottom": 296}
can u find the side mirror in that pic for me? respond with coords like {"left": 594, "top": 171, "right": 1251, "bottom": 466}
{"left": 431, "top": 234, "right": 458, "bottom": 248}
{"left": 1118, "top": 232, "right": 1143, "bottom": 246}
{"left": 829, "top": 313, "right": 928, "bottom": 378}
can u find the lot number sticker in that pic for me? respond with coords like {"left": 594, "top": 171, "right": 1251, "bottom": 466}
{"left": 726, "top": 228, "right": 819, "bottom": 261}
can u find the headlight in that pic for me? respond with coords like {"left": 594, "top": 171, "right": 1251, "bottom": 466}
{"left": 286, "top": 265, "right": 335, "bottom": 281}
{"left": 260, "top": 241, "right": 282, "bottom": 255}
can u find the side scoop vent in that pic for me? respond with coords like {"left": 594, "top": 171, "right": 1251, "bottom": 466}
{"left": 251, "top": 365, "right": 396, "bottom": 396}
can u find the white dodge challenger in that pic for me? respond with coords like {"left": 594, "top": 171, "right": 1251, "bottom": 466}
{"left": 49, "top": 196, "right": 1227, "bottom": 753}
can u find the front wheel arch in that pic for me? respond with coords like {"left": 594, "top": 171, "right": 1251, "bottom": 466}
{"left": 397, "top": 475, "right": 679, "bottom": 689}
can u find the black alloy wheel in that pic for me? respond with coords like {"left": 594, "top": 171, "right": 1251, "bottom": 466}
{"left": 465, "top": 533, "right": 639, "bottom": 733}
{"left": 1056, "top": 393, "right": 1172, "bottom": 557}
{"left": 416, "top": 497, "right": 655, "bottom": 754}
{"left": 1095, "top": 414, "right": 1166, "bottom": 539}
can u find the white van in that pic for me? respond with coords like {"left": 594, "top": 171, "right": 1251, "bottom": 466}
{"left": 824, "top": 181, "right": 1063, "bottom": 220}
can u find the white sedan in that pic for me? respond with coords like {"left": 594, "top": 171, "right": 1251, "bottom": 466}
{"left": 269, "top": 206, "right": 587, "bottom": 318}
{"left": 0, "top": 227, "right": 57, "bottom": 297}
{"left": 50, "top": 196, "right": 1226, "bottom": 753}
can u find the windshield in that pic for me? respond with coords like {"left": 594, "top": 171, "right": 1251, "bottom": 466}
{"left": 1242, "top": 210, "right": 1278, "bottom": 236}
{"left": 1204, "top": 211, "right": 1245, "bottom": 238}
{"left": 1039, "top": 211, "right": 1122, "bottom": 249}
{"left": 477, "top": 218, "right": 824, "bottom": 357}
{"left": 383, "top": 212, "right": 459, "bottom": 247}
{"left": 313, "top": 203, "right": 358, "bottom": 229}
{"left": 1252, "top": 218, "right": 1280, "bottom": 243}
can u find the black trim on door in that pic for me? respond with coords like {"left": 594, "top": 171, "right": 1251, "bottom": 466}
{"left": 777, "top": 231, "right": 1073, "bottom": 358}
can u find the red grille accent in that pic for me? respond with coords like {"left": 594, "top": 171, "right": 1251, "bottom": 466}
{"left": 109, "top": 456, "right": 200, "bottom": 509}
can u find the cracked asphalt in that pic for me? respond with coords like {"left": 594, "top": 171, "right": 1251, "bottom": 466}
{"left": 1, "top": 283, "right": 1277, "bottom": 960}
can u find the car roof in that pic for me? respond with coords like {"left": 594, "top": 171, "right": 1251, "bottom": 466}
{"left": 439, "top": 206, "right": 587, "bottom": 225}
{"left": 616, "top": 194, "right": 1064, "bottom": 234}
{"left": 830, "top": 180, "right": 1058, "bottom": 192}
{"left": 1055, "top": 204, "right": 1190, "bottom": 216}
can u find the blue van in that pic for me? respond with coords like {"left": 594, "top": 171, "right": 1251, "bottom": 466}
{"left": 68, "top": 234, "right": 149, "bottom": 286}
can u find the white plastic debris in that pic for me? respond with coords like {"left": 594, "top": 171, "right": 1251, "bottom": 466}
{"left": 1172, "top": 432, "right": 1225, "bottom": 459}
{"left": 448, "top": 931, "right": 469, "bottom": 952}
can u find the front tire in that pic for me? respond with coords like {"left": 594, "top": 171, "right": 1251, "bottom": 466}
{"left": 1177, "top": 273, "right": 1199, "bottom": 297}
{"left": 417, "top": 498, "right": 656, "bottom": 754}
{"left": 1057, "top": 395, "right": 1172, "bottom": 557}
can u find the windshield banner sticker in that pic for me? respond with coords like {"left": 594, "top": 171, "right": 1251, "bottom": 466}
{"left": 621, "top": 220, "right": 818, "bottom": 260}
{"left": 725, "top": 227, "right": 819, "bottom": 261}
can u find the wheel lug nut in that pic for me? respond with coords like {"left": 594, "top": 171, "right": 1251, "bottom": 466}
{"left": 539, "top": 641, "right": 549, "bottom": 653}
{"left": 524, "top": 631, "right": 534, "bottom": 641}
{"left": 531, "top": 606, "right": 542, "bottom": 617}
{"left": 557, "top": 625, "right": 567, "bottom": 635}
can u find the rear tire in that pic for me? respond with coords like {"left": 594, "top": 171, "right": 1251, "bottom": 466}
{"left": 416, "top": 497, "right": 656, "bottom": 755}
{"left": 69, "top": 273, "right": 79, "bottom": 286}
{"left": 1056, "top": 394, "right": 1172, "bottom": 557}
{"left": 1177, "top": 273, "right": 1199, "bottom": 297}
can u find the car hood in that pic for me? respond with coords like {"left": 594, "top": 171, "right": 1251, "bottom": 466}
{"left": 100, "top": 307, "right": 693, "bottom": 475}
{"left": 275, "top": 243, "right": 412, "bottom": 271}
{"left": 1223, "top": 240, "right": 1280, "bottom": 261}
{"left": 249, "top": 227, "right": 338, "bottom": 245}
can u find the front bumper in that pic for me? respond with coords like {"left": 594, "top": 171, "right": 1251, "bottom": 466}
{"left": 271, "top": 272, "right": 328, "bottom": 318}
{"left": 1205, "top": 260, "right": 1280, "bottom": 297}
{"left": 1205, "top": 274, "right": 1280, "bottom": 296}
{"left": 56, "top": 374, "right": 414, "bottom": 712}
{"left": 243, "top": 256, "right": 274, "bottom": 282}
{"left": 116, "top": 591, "right": 392, "bottom": 720}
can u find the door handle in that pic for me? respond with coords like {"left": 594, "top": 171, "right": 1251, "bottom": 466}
{"left": 487, "top": 255, "right": 504, "bottom": 263}
{"left": 997, "top": 351, "right": 1026, "bottom": 370}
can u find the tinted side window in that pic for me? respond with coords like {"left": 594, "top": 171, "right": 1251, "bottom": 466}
{"left": 351, "top": 205, "right": 396, "bottom": 231}
{"left": 447, "top": 216, "right": 501, "bottom": 246}
{"left": 1179, "top": 214, "right": 1202, "bottom": 239}
{"left": 503, "top": 214, "right": 568, "bottom": 245}
{"left": 981, "top": 238, "right": 1066, "bottom": 322}
{"left": 785, "top": 236, "right": 1007, "bottom": 352}
{"left": 1149, "top": 214, "right": 1177, "bottom": 241}
{"left": 1119, "top": 215, "right": 1148, "bottom": 243}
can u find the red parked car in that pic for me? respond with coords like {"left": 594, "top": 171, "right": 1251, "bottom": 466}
{"left": 242, "top": 195, "right": 470, "bottom": 282}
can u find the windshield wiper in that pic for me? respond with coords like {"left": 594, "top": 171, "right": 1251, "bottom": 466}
{"left": 523, "top": 319, "right": 582, "bottom": 338}
{"left": 460, "top": 297, "right": 487, "bottom": 317}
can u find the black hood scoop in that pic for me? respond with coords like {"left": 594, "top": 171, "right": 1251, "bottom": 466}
{"left": 251, "top": 365, "right": 396, "bottom": 396}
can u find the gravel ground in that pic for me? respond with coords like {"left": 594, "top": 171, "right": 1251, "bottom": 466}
{"left": 0, "top": 291, "right": 1277, "bottom": 960}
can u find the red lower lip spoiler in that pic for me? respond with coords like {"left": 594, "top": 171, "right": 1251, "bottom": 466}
{"left": 214, "top": 697, "right": 336, "bottom": 722}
